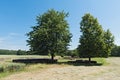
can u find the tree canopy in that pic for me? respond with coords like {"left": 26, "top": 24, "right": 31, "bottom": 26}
{"left": 27, "top": 9, "right": 72, "bottom": 60}
{"left": 111, "top": 45, "right": 120, "bottom": 56}
{"left": 77, "top": 13, "right": 114, "bottom": 62}
{"left": 103, "top": 29, "right": 114, "bottom": 56}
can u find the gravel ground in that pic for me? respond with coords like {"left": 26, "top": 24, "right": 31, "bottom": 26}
{"left": 1, "top": 57, "right": 120, "bottom": 80}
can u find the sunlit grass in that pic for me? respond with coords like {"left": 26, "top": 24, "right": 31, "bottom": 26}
{"left": 92, "top": 58, "right": 109, "bottom": 65}
{"left": 0, "top": 55, "right": 109, "bottom": 79}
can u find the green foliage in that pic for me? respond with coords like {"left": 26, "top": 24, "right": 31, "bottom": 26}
{"left": 0, "top": 49, "right": 27, "bottom": 55}
{"left": 111, "top": 45, "right": 120, "bottom": 56}
{"left": 78, "top": 13, "right": 105, "bottom": 59}
{"left": 16, "top": 49, "right": 27, "bottom": 55}
{"left": 0, "top": 49, "right": 17, "bottom": 55}
{"left": 77, "top": 13, "right": 114, "bottom": 61}
{"left": 65, "top": 49, "right": 78, "bottom": 57}
{"left": 104, "top": 29, "right": 114, "bottom": 56}
{"left": 27, "top": 9, "right": 72, "bottom": 60}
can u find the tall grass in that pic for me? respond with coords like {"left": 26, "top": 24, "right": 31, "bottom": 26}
{"left": 0, "top": 62, "right": 26, "bottom": 78}
{"left": 0, "top": 63, "right": 25, "bottom": 73}
{"left": 0, "top": 55, "right": 108, "bottom": 79}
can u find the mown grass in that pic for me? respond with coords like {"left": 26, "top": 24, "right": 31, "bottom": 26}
{"left": 0, "top": 55, "right": 56, "bottom": 79}
{"left": 0, "top": 55, "right": 108, "bottom": 79}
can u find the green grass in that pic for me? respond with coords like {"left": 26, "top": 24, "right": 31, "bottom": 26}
{"left": 92, "top": 58, "right": 109, "bottom": 65}
{"left": 0, "top": 63, "right": 25, "bottom": 79}
{"left": 0, "top": 55, "right": 109, "bottom": 79}
{"left": 0, "top": 63, "right": 46, "bottom": 79}
{"left": 58, "top": 57, "right": 108, "bottom": 66}
{"left": 0, "top": 72, "right": 11, "bottom": 78}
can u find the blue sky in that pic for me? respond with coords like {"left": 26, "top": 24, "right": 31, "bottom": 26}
{"left": 0, "top": 0, "right": 120, "bottom": 50}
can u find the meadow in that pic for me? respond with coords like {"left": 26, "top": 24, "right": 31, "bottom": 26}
{"left": 0, "top": 55, "right": 120, "bottom": 80}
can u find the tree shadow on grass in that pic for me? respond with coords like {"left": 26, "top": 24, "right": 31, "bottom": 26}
{"left": 12, "top": 58, "right": 103, "bottom": 66}
{"left": 12, "top": 58, "right": 57, "bottom": 64}
{"left": 57, "top": 60, "right": 103, "bottom": 66}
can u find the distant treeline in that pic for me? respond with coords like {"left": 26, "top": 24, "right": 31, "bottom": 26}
{"left": 0, "top": 49, "right": 27, "bottom": 55}
{"left": 0, "top": 45, "right": 120, "bottom": 57}
{"left": 65, "top": 45, "right": 120, "bottom": 57}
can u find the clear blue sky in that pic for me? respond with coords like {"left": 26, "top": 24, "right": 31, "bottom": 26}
{"left": 0, "top": 0, "right": 120, "bottom": 50}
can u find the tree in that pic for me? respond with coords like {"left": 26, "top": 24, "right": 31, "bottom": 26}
{"left": 104, "top": 29, "right": 114, "bottom": 57}
{"left": 111, "top": 45, "right": 120, "bottom": 56}
{"left": 27, "top": 9, "right": 72, "bottom": 60}
{"left": 16, "top": 49, "right": 27, "bottom": 55}
{"left": 77, "top": 13, "right": 106, "bottom": 62}
{"left": 67, "top": 49, "right": 78, "bottom": 57}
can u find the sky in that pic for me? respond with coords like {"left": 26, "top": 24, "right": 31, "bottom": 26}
{"left": 0, "top": 0, "right": 120, "bottom": 50}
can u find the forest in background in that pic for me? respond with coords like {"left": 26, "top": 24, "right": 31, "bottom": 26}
{"left": 0, "top": 45, "right": 120, "bottom": 57}
{"left": 0, "top": 49, "right": 27, "bottom": 55}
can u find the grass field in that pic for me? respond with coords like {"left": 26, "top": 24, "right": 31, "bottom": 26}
{"left": 0, "top": 55, "right": 120, "bottom": 80}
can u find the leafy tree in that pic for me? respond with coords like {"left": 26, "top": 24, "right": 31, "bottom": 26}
{"left": 77, "top": 13, "right": 106, "bottom": 62}
{"left": 111, "top": 45, "right": 120, "bottom": 56}
{"left": 66, "top": 49, "right": 78, "bottom": 57}
{"left": 16, "top": 49, "right": 27, "bottom": 55}
{"left": 27, "top": 9, "right": 72, "bottom": 60}
{"left": 104, "top": 29, "right": 114, "bottom": 57}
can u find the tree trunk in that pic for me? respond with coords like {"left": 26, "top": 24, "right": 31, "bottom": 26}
{"left": 89, "top": 57, "right": 91, "bottom": 63}
{"left": 51, "top": 53, "right": 54, "bottom": 60}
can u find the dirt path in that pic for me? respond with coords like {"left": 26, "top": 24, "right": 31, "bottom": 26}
{"left": 1, "top": 57, "right": 120, "bottom": 80}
